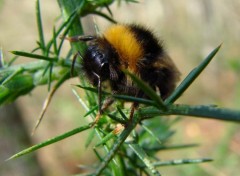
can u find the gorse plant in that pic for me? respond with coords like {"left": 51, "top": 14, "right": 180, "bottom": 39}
{"left": 1, "top": 0, "right": 240, "bottom": 175}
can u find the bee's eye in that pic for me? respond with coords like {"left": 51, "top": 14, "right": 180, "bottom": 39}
{"left": 96, "top": 52, "right": 104, "bottom": 60}
{"left": 92, "top": 50, "right": 105, "bottom": 63}
{"left": 94, "top": 50, "right": 109, "bottom": 66}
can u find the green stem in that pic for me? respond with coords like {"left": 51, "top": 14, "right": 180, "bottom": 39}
{"left": 57, "top": 0, "right": 86, "bottom": 53}
{"left": 36, "top": 0, "right": 46, "bottom": 53}
{"left": 93, "top": 114, "right": 141, "bottom": 175}
{"left": 140, "top": 104, "right": 240, "bottom": 122}
{"left": 7, "top": 123, "right": 93, "bottom": 160}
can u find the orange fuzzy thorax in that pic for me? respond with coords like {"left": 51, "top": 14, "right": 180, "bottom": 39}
{"left": 103, "top": 24, "right": 144, "bottom": 73}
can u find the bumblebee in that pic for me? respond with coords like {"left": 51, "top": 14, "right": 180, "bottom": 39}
{"left": 65, "top": 24, "right": 180, "bottom": 122}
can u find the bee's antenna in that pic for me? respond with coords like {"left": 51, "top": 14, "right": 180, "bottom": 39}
{"left": 71, "top": 51, "right": 83, "bottom": 77}
{"left": 60, "top": 35, "right": 96, "bottom": 42}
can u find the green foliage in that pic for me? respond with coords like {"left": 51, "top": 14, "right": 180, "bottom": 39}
{"left": 1, "top": 0, "right": 240, "bottom": 175}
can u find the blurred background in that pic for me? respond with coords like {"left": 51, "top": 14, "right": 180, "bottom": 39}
{"left": 0, "top": 0, "right": 240, "bottom": 175}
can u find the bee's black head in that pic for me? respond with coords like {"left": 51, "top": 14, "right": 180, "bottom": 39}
{"left": 83, "top": 38, "right": 117, "bottom": 86}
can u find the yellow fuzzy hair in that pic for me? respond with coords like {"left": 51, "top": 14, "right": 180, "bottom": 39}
{"left": 103, "top": 24, "right": 144, "bottom": 73}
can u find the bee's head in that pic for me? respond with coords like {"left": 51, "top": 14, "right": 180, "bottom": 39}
{"left": 83, "top": 38, "right": 116, "bottom": 86}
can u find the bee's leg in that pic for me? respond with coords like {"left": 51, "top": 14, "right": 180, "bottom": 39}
{"left": 93, "top": 97, "right": 114, "bottom": 126}
{"left": 92, "top": 69, "right": 115, "bottom": 126}
{"left": 109, "top": 65, "right": 119, "bottom": 81}
{"left": 128, "top": 91, "right": 144, "bottom": 122}
{"left": 129, "top": 102, "right": 139, "bottom": 122}
{"left": 117, "top": 85, "right": 139, "bottom": 96}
